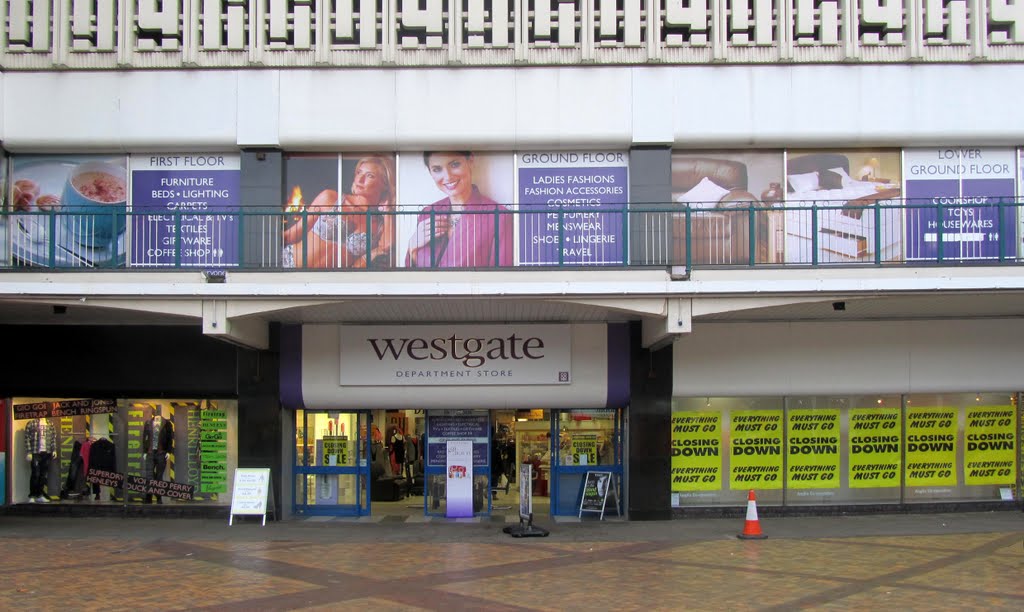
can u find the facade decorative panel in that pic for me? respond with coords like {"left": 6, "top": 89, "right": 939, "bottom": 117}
{"left": 4, "top": 0, "right": 1024, "bottom": 68}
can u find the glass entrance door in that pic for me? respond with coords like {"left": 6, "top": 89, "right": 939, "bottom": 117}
{"left": 293, "top": 410, "right": 370, "bottom": 516}
{"left": 550, "top": 409, "right": 624, "bottom": 516}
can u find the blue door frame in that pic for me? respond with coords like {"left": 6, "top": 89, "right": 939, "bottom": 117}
{"left": 292, "top": 410, "right": 372, "bottom": 517}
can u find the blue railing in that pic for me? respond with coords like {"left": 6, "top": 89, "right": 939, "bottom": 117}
{"left": 1, "top": 198, "right": 1021, "bottom": 270}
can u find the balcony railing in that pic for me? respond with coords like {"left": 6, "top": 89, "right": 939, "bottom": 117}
{"left": 1, "top": 199, "right": 1021, "bottom": 271}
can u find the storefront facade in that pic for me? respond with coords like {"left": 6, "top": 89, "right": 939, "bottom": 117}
{"left": 280, "top": 322, "right": 631, "bottom": 519}
{"left": 669, "top": 319, "right": 1023, "bottom": 513}
{"left": 3, "top": 2, "right": 1024, "bottom": 522}
{"left": 0, "top": 324, "right": 282, "bottom": 515}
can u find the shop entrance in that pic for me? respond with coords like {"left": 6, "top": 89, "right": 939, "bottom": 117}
{"left": 293, "top": 410, "right": 371, "bottom": 516}
{"left": 293, "top": 408, "right": 624, "bottom": 520}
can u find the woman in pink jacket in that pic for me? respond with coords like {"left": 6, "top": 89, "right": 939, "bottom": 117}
{"left": 406, "top": 151, "right": 513, "bottom": 267}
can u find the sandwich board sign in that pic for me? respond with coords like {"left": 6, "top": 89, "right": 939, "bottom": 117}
{"left": 578, "top": 471, "right": 620, "bottom": 520}
{"left": 229, "top": 468, "right": 275, "bottom": 526}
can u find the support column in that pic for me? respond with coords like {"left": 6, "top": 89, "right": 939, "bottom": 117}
{"left": 627, "top": 321, "right": 673, "bottom": 520}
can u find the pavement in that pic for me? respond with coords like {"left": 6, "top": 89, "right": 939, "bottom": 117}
{"left": 0, "top": 511, "right": 1021, "bottom": 610}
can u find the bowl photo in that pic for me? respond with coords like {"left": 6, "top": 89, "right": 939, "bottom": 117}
{"left": 62, "top": 161, "right": 127, "bottom": 246}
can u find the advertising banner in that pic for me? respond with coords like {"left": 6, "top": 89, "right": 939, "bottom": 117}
{"left": 322, "top": 436, "right": 351, "bottom": 466}
{"left": 446, "top": 440, "right": 474, "bottom": 518}
{"left": 570, "top": 433, "right": 598, "bottom": 466}
{"left": 670, "top": 411, "right": 722, "bottom": 492}
{"left": 126, "top": 403, "right": 147, "bottom": 500}
{"left": 671, "top": 151, "right": 786, "bottom": 265}
{"left": 397, "top": 152, "right": 514, "bottom": 268}
{"left": 13, "top": 398, "right": 117, "bottom": 420}
{"left": 905, "top": 407, "right": 958, "bottom": 487}
{"left": 784, "top": 149, "right": 903, "bottom": 264}
{"left": 426, "top": 412, "right": 489, "bottom": 468}
{"left": 518, "top": 151, "right": 628, "bottom": 265}
{"left": 339, "top": 324, "right": 572, "bottom": 386}
{"left": 785, "top": 410, "right": 840, "bottom": 489}
{"left": 281, "top": 153, "right": 398, "bottom": 269}
{"left": 964, "top": 406, "right": 1017, "bottom": 486}
{"left": 130, "top": 154, "right": 241, "bottom": 267}
{"left": 848, "top": 408, "right": 902, "bottom": 488}
{"left": 199, "top": 403, "right": 228, "bottom": 494}
{"left": 10, "top": 154, "right": 128, "bottom": 267}
{"left": 728, "top": 410, "right": 783, "bottom": 490}
{"left": 904, "top": 148, "right": 1017, "bottom": 260}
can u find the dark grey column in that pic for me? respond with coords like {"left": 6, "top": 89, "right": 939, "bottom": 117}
{"left": 239, "top": 150, "right": 283, "bottom": 268}
{"left": 236, "top": 324, "right": 283, "bottom": 518}
{"left": 628, "top": 146, "right": 674, "bottom": 265}
{"left": 627, "top": 321, "right": 673, "bottom": 520}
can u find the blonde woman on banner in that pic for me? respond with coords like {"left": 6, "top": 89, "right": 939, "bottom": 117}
{"left": 283, "top": 155, "right": 396, "bottom": 268}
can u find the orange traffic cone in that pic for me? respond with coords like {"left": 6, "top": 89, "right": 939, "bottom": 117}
{"left": 737, "top": 489, "right": 767, "bottom": 539}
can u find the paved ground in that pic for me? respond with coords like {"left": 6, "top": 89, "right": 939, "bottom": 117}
{"left": 0, "top": 511, "right": 1021, "bottom": 611}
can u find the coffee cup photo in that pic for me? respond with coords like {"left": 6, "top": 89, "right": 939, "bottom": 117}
{"left": 62, "top": 161, "right": 127, "bottom": 246}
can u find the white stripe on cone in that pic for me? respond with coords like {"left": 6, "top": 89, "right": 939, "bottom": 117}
{"left": 746, "top": 498, "right": 759, "bottom": 521}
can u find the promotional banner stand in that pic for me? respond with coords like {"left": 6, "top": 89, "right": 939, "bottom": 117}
{"left": 229, "top": 468, "right": 275, "bottom": 526}
{"left": 503, "top": 463, "right": 549, "bottom": 538}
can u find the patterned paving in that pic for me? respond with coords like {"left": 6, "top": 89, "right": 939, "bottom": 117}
{"left": 0, "top": 519, "right": 1021, "bottom": 611}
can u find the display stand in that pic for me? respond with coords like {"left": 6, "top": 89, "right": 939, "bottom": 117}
{"left": 229, "top": 468, "right": 276, "bottom": 526}
{"left": 578, "top": 471, "right": 620, "bottom": 520}
{"left": 503, "top": 463, "right": 549, "bottom": 537}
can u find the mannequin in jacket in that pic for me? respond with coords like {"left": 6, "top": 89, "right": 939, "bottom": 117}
{"left": 142, "top": 408, "right": 174, "bottom": 504}
{"left": 24, "top": 418, "right": 57, "bottom": 503}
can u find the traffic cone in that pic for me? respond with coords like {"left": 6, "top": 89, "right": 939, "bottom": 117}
{"left": 737, "top": 489, "right": 767, "bottom": 539}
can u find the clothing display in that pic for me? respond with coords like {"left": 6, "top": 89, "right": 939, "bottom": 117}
{"left": 89, "top": 437, "right": 117, "bottom": 473}
{"left": 143, "top": 416, "right": 174, "bottom": 454}
{"left": 25, "top": 418, "right": 57, "bottom": 455}
{"left": 143, "top": 416, "right": 174, "bottom": 503}
{"left": 25, "top": 419, "right": 57, "bottom": 502}
{"left": 28, "top": 452, "right": 53, "bottom": 502}
{"left": 61, "top": 439, "right": 88, "bottom": 498}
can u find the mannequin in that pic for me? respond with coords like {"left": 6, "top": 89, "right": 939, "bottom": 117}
{"left": 24, "top": 418, "right": 57, "bottom": 503}
{"left": 142, "top": 408, "right": 174, "bottom": 504}
{"left": 390, "top": 429, "right": 406, "bottom": 478}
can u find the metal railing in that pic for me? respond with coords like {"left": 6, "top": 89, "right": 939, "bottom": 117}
{"left": 1, "top": 198, "right": 1021, "bottom": 271}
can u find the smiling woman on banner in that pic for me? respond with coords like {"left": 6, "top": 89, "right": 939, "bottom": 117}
{"left": 406, "top": 151, "right": 513, "bottom": 268}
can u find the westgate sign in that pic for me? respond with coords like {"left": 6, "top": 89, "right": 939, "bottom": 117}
{"left": 339, "top": 324, "right": 571, "bottom": 386}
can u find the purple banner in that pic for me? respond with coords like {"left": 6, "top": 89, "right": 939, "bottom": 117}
{"left": 904, "top": 179, "right": 1016, "bottom": 260}
{"left": 904, "top": 148, "right": 1017, "bottom": 261}
{"left": 427, "top": 413, "right": 489, "bottom": 468}
{"left": 130, "top": 156, "right": 241, "bottom": 267}
{"left": 518, "top": 158, "right": 628, "bottom": 265}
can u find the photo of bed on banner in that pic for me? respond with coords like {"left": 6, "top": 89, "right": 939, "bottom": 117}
{"left": 784, "top": 149, "right": 903, "bottom": 263}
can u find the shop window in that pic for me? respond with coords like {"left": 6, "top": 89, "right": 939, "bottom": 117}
{"left": 10, "top": 397, "right": 237, "bottom": 506}
{"left": 671, "top": 393, "right": 1020, "bottom": 508}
